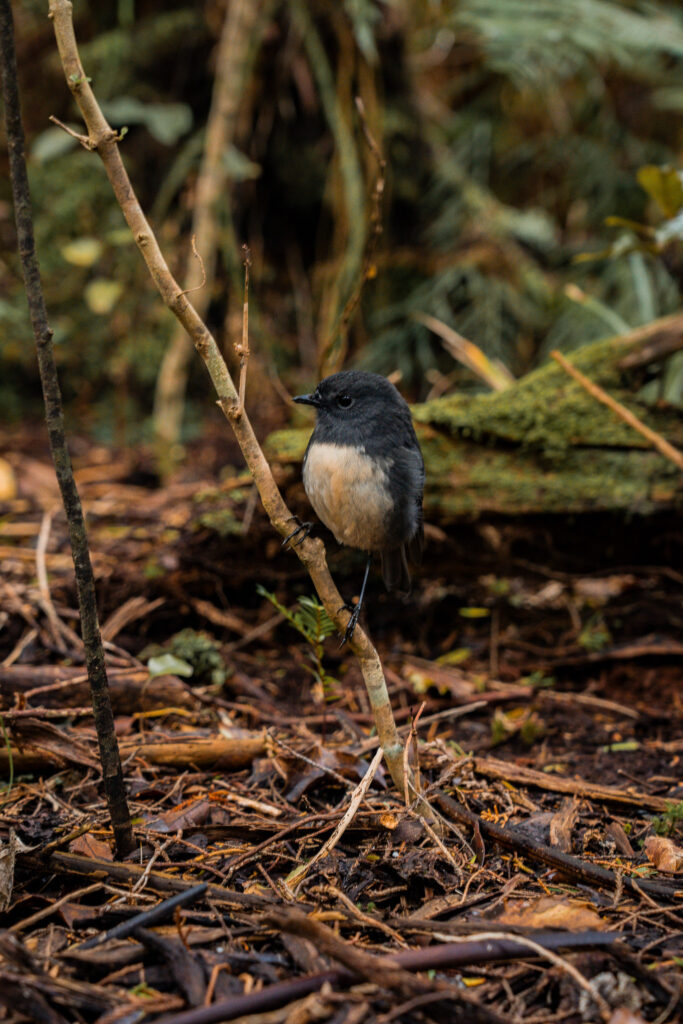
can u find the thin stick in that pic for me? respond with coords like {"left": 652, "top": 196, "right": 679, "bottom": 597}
{"left": 48, "top": 113, "right": 91, "bottom": 148}
{"left": 9, "top": 882, "right": 102, "bottom": 934}
{"left": 46, "top": 0, "right": 431, "bottom": 819}
{"left": 0, "top": 0, "right": 134, "bottom": 858}
{"left": 551, "top": 349, "right": 683, "bottom": 472}
{"left": 428, "top": 930, "right": 611, "bottom": 1021}
{"left": 237, "top": 244, "right": 251, "bottom": 410}
{"left": 320, "top": 95, "right": 386, "bottom": 375}
{"left": 178, "top": 235, "right": 207, "bottom": 297}
{"left": 285, "top": 746, "right": 383, "bottom": 889}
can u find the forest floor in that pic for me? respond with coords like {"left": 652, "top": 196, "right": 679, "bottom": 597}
{"left": 0, "top": 425, "right": 681, "bottom": 1024}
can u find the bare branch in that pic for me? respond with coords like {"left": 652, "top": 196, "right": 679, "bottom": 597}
{"left": 46, "top": 0, "right": 435, "bottom": 819}
{"left": 0, "top": 0, "right": 134, "bottom": 858}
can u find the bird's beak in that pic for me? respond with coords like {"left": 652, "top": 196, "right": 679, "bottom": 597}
{"left": 293, "top": 392, "right": 319, "bottom": 407}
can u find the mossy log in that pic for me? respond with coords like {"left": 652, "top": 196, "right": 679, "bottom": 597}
{"left": 266, "top": 319, "right": 683, "bottom": 519}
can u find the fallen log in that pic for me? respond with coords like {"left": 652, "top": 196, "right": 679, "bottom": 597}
{"left": 0, "top": 664, "right": 196, "bottom": 712}
{"left": 267, "top": 322, "right": 683, "bottom": 518}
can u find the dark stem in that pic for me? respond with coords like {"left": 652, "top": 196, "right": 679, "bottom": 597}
{"left": 0, "top": 0, "right": 134, "bottom": 858}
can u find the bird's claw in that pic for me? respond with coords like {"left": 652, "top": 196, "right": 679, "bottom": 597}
{"left": 338, "top": 602, "right": 361, "bottom": 647}
{"left": 282, "top": 516, "right": 312, "bottom": 549}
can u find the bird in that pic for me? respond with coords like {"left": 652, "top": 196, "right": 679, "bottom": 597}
{"left": 287, "top": 370, "right": 424, "bottom": 645}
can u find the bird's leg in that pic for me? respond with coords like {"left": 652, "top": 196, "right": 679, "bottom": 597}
{"left": 282, "top": 515, "right": 312, "bottom": 549}
{"left": 339, "top": 554, "right": 372, "bottom": 647}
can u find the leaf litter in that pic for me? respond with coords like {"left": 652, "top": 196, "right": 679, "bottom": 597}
{"left": 0, "top": 434, "right": 681, "bottom": 1024}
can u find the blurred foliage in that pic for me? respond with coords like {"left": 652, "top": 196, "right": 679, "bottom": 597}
{"left": 141, "top": 627, "right": 227, "bottom": 687}
{"left": 2, "top": 0, "right": 683, "bottom": 435}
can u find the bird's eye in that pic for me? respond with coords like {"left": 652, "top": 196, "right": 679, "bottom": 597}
{"left": 336, "top": 394, "right": 354, "bottom": 409}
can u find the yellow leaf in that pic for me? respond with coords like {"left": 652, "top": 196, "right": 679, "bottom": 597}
{"left": 85, "top": 278, "right": 123, "bottom": 314}
{"left": 61, "top": 237, "right": 103, "bottom": 266}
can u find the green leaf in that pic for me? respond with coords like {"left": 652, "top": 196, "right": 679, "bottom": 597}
{"left": 436, "top": 648, "right": 472, "bottom": 666}
{"left": 148, "top": 653, "right": 194, "bottom": 678}
{"left": 100, "top": 97, "right": 193, "bottom": 146}
{"left": 637, "top": 165, "right": 683, "bottom": 218}
{"left": 458, "top": 607, "right": 490, "bottom": 618}
{"left": 31, "top": 127, "right": 79, "bottom": 163}
{"left": 600, "top": 740, "right": 640, "bottom": 753}
{"left": 222, "top": 145, "right": 262, "bottom": 181}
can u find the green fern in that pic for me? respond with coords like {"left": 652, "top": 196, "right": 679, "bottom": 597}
{"left": 257, "top": 587, "right": 338, "bottom": 695}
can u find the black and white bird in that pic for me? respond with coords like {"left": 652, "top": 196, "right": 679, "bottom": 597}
{"left": 289, "top": 370, "right": 424, "bottom": 644}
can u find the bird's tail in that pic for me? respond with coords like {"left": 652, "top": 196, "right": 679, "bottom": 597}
{"left": 381, "top": 546, "right": 411, "bottom": 596}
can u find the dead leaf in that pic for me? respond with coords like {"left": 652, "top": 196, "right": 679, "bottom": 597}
{"left": 606, "top": 820, "right": 635, "bottom": 858}
{"left": 494, "top": 895, "right": 605, "bottom": 931}
{"left": 144, "top": 798, "right": 211, "bottom": 832}
{"left": 10, "top": 718, "right": 98, "bottom": 769}
{"left": 0, "top": 830, "right": 34, "bottom": 911}
{"left": 549, "top": 797, "right": 579, "bottom": 853}
{"left": 573, "top": 575, "right": 636, "bottom": 605}
{"left": 69, "top": 833, "right": 113, "bottom": 861}
{"left": 607, "top": 1010, "right": 647, "bottom": 1024}
{"left": 644, "top": 835, "right": 683, "bottom": 873}
{"left": 0, "top": 458, "right": 17, "bottom": 501}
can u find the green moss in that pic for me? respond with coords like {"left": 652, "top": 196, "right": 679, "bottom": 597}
{"left": 414, "top": 336, "right": 683, "bottom": 453}
{"left": 265, "top": 336, "right": 683, "bottom": 519}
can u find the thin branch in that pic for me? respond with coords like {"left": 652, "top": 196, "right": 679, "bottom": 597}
{"left": 551, "top": 349, "right": 683, "bottom": 472}
{"left": 46, "top": 0, "right": 433, "bottom": 820}
{"left": 0, "top": 0, "right": 134, "bottom": 858}
{"left": 236, "top": 244, "right": 251, "bottom": 411}
{"left": 319, "top": 95, "right": 386, "bottom": 375}
{"left": 152, "top": 0, "right": 271, "bottom": 456}
{"left": 178, "top": 235, "right": 206, "bottom": 297}
{"left": 48, "top": 112, "right": 92, "bottom": 147}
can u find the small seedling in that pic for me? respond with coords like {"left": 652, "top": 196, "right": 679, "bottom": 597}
{"left": 258, "top": 587, "right": 337, "bottom": 696}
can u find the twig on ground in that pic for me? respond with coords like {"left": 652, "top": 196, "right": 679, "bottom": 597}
{"left": 286, "top": 746, "right": 383, "bottom": 889}
{"left": 0, "top": 0, "right": 133, "bottom": 858}
{"left": 149, "top": 922, "right": 619, "bottom": 1024}
{"left": 434, "top": 789, "right": 680, "bottom": 901}
{"left": 74, "top": 882, "right": 208, "bottom": 951}
{"left": 551, "top": 349, "right": 683, "bottom": 471}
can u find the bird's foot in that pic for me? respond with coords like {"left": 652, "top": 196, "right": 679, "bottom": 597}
{"left": 338, "top": 600, "right": 361, "bottom": 648}
{"left": 282, "top": 516, "right": 312, "bottom": 549}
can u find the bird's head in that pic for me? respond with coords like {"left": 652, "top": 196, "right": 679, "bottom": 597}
{"left": 294, "top": 371, "right": 405, "bottom": 434}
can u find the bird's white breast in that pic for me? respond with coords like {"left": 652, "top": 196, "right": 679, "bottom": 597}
{"left": 303, "top": 442, "right": 393, "bottom": 551}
